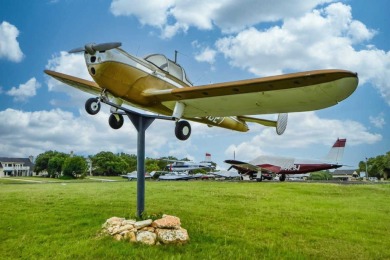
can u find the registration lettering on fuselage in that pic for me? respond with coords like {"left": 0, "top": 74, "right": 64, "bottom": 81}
{"left": 283, "top": 164, "right": 301, "bottom": 172}
{"left": 205, "top": 116, "right": 225, "bottom": 125}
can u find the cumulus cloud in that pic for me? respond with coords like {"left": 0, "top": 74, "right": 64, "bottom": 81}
{"left": 0, "top": 21, "right": 24, "bottom": 62}
{"left": 0, "top": 108, "right": 176, "bottom": 158}
{"left": 224, "top": 112, "right": 382, "bottom": 161}
{"left": 109, "top": 1, "right": 390, "bottom": 106}
{"left": 369, "top": 113, "right": 385, "bottom": 129}
{"left": 215, "top": 3, "right": 390, "bottom": 105}
{"left": 6, "top": 78, "right": 41, "bottom": 102}
{"left": 109, "top": 0, "right": 334, "bottom": 37}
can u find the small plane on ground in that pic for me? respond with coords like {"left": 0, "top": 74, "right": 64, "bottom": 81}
{"left": 225, "top": 138, "right": 347, "bottom": 182}
{"left": 164, "top": 153, "right": 215, "bottom": 172}
{"left": 121, "top": 171, "right": 151, "bottom": 180}
{"left": 158, "top": 171, "right": 196, "bottom": 181}
{"left": 45, "top": 42, "right": 358, "bottom": 140}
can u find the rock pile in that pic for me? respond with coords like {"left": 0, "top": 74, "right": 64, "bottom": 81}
{"left": 101, "top": 214, "right": 189, "bottom": 245}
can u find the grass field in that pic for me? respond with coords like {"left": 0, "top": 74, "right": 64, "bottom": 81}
{"left": 1, "top": 179, "right": 389, "bottom": 259}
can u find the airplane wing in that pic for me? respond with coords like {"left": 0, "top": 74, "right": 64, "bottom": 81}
{"left": 143, "top": 69, "right": 358, "bottom": 117}
{"left": 225, "top": 160, "right": 281, "bottom": 174}
{"left": 45, "top": 70, "right": 102, "bottom": 95}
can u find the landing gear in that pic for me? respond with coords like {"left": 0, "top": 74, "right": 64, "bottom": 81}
{"left": 109, "top": 114, "right": 124, "bottom": 129}
{"left": 85, "top": 98, "right": 101, "bottom": 115}
{"left": 175, "top": 120, "right": 191, "bottom": 141}
{"left": 279, "top": 174, "right": 286, "bottom": 182}
{"left": 256, "top": 175, "right": 263, "bottom": 182}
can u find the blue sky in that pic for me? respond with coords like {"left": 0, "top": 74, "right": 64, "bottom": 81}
{"left": 0, "top": 0, "right": 389, "bottom": 170}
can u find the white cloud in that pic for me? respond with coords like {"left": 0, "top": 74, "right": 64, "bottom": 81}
{"left": 0, "top": 21, "right": 24, "bottom": 62}
{"left": 195, "top": 47, "right": 217, "bottom": 64}
{"left": 109, "top": 0, "right": 334, "bottom": 38}
{"left": 110, "top": 0, "right": 175, "bottom": 27}
{"left": 224, "top": 112, "right": 382, "bottom": 161}
{"left": 6, "top": 78, "right": 41, "bottom": 101}
{"left": 369, "top": 113, "right": 385, "bottom": 129}
{"left": 215, "top": 3, "right": 390, "bottom": 105}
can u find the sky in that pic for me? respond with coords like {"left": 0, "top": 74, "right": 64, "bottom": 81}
{"left": 0, "top": 0, "right": 389, "bottom": 171}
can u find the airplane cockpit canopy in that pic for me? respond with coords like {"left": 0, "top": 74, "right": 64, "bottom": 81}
{"left": 144, "top": 54, "right": 192, "bottom": 86}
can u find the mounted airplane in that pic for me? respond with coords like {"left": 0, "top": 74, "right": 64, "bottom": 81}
{"left": 225, "top": 138, "right": 347, "bottom": 182}
{"left": 44, "top": 42, "right": 358, "bottom": 140}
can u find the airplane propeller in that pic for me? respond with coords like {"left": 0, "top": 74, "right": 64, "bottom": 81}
{"left": 69, "top": 42, "right": 122, "bottom": 55}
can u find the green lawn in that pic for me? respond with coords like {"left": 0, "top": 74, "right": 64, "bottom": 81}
{"left": 0, "top": 180, "right": 389, "bottom": 259}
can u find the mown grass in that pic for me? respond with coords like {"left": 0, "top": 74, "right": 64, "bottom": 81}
{"left": 0, "top": 180, "right": 389, "bottom": 259}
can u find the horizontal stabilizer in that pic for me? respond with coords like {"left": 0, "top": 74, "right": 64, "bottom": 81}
{"left": 237, "top": 113, "right": 288, "bottom": 135}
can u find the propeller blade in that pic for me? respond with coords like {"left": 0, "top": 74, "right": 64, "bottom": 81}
{"left": 68, "top": 42, "right": 122, "bottom": 54}
{"left": 93, "top": 42, "right": 122, "bottom": 51}
{"left": 68, "top": 47, "right": 85, "bottom": 53}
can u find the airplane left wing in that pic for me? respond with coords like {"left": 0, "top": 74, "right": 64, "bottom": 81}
{"left": 143, "top": 69, "right": 358, "bottom": 117}
{"left": 44, "top": 70, "right": 102, "bottom": 95}
{"left": 225, "top": 159, "right": 281, "bottom": 174}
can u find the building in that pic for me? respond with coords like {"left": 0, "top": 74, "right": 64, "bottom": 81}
{"left": 0, "top": 157, "right": 35, "bottom": 177}
{"left": 331, "top": 169, "right": 359, "bottom": 181}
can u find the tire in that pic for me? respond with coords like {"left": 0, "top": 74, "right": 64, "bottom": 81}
{"left": 280, "top": 174, "right": 286, "bottom": 182}
{"left": 85, "top": 98, "right": 101, "bottom": 115}
{"left": 175, "top": 121, "right": 191, "bottom": 140}
{"left": 109, "top": 114, "right": 124, "bottom": 129}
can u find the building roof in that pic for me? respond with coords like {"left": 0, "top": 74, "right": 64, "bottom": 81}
{"left": 0, "top": 157, "right": 35, "bottom": 168}
{"left": 331, "top": 169, "right": 357, "bottom": 176}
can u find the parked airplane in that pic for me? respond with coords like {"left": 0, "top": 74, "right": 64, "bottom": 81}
{"left": 165, "top": 153, "right": 215, "bottom": 172}
{"left": 121, "top": 171, "right": 151, "bottom": 180}
{"left": 225, "top": 138, "right": 347, "bottom": 181}
{"left": 158, "top": 171, "right": 195, "bottom": 181}
{"left": 45, "top": 42, "right": 358, "bottom": 140}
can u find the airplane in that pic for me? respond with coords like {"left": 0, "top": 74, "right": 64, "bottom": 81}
{"left": 44, "top": 42, "right": 358, "bottom": 141}
{"left": 121, "top": 171, "right": 151, "bottom": 180}
{"left": 164, "top": 153, "right": 215, "bottom": 172}
{"left": 225, "top": 138, "right": 347, "bottom": 182}
{"left": 158, "top": 171, "right": 196, "bottom": 181}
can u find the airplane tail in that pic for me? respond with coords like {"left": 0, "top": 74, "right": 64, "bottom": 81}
{"left": 324, "top": 138, "right": 346, "bottom": 163}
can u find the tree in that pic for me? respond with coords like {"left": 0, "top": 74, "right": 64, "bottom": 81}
{"left": 62, "top": 156, "right": 87, "bottom": 178}
{"left": 47, "top": 153, "right": 69, "bottom": 177}
{"left": 35, "top": 151, "right": 69, "bottom": 177}
{"left": 90, "top": 151, "right": 129, "bottom": 175}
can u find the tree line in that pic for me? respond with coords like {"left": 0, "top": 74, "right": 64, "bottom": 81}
{"left": 34, "top": 150, "right": 211, "bottom": 178}
{"left": 358, "top": 151, "right": 390, "bottom": 179}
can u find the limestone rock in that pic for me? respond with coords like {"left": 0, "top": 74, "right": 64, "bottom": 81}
{"left": 156, "top": 227, "right": 189, "bottom": 244}
{"left": 136, "top": 231, "right": 156, "bottom": 245}
{"left": 102, "top": 216, "right": 125, "bottom": 228}
{"left": 152, "top": 215, "right": 181, "bottom": 229}
{"left": 134, "top": 219, "right": 152, "bottom": 229}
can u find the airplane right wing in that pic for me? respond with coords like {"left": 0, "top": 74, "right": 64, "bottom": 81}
{"left": 143, "top": 69, "right": 358, "bottom": 118}
{"left": 44, "top": 70, "right": 102, "bottom": 95}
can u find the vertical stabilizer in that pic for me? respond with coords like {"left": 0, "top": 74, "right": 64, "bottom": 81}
{"left": 205, "top": 153, "right": 211, "bottom": 162}
{"left": 324, "top": 139, "right": 346, "bottom": 163}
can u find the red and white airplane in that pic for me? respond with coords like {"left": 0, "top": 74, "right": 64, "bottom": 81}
{"left": 225, "top": 138, "right": 347, "bottom": 181}
{"left": 45, "top": 42, "right": 358, "bottom": 140}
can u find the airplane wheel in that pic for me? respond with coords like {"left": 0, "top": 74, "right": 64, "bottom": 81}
{"left": 175, "top": 121, "right": 191, "bottom": 141}
{"left": 85, "top": 98, "right": 101, "bottom": 115}
{"left": 109, "top": 114, "right": 124, "bottom": 129}
{"left": 280, "top": 174, "right": 286, "bottom": 182}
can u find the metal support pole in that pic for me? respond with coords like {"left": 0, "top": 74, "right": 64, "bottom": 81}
{"left": 101, "top": 99, "right": 174, "bottom": 218}
{"left": 127, "top": 113, "right": 155, "bottom": 218}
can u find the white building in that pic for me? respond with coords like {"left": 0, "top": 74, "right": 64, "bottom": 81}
{"left": 0, "top": 157, "right": 35, "bottom": 177}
